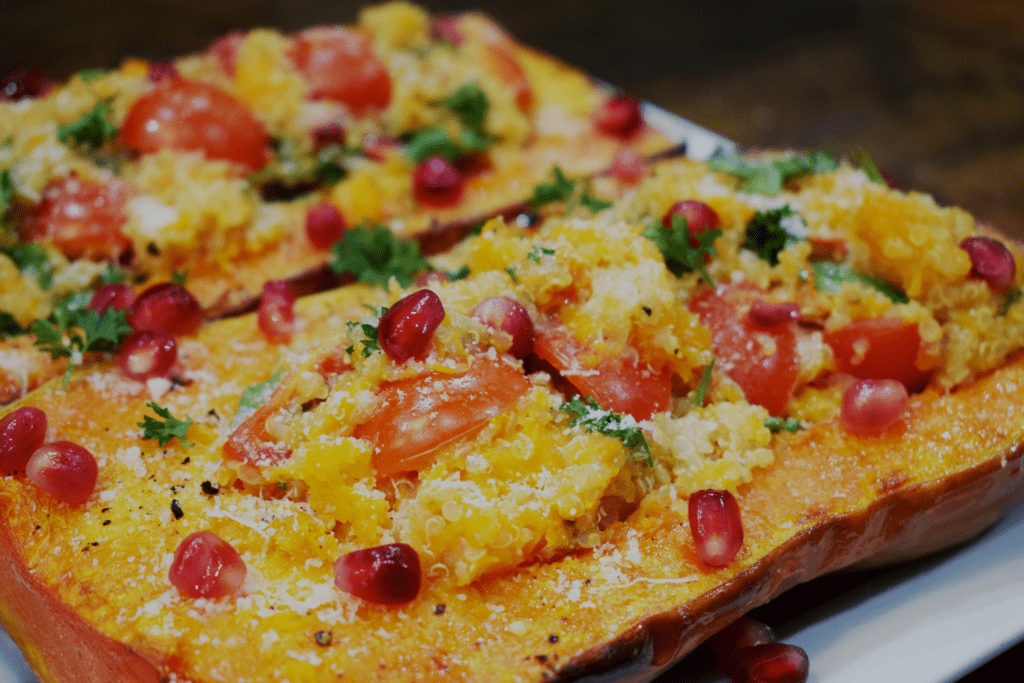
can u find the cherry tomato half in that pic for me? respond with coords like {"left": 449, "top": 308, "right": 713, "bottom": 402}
{"left": 290, "top": 27, "right": 391, "bottom": 114}
{"left": 823, "top": 318, "right": 932, "bottom": 393}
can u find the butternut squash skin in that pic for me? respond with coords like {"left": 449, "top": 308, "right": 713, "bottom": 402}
{"left": 2, "top": 281, "right": 1024, "bottom": 682}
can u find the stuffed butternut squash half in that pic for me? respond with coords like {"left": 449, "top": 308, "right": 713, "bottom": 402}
{"left": 2, "top": 152, "right": 1024, "bottom": 683}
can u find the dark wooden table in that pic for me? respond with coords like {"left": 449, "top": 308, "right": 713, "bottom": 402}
{"left": 3, "top": 1, "right": 1023, "bottom": 681}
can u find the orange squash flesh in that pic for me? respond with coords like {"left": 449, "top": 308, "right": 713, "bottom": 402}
{"left": 1, "top": 277, "right": 1023, "bottom": 682}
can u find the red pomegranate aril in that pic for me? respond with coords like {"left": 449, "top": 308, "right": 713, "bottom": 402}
{"left": 608, "top": 147, "right": 648, "bottom": 184}
{"left": 311, "top": 122, "right": 347, "bottom": 151}
{"left": 430, "top": 14, "right": 465, "bottom": 45}
{"left": 472, "top": 296, "right": 535, "bottom": 359}
{"left": 748, "top": 300, "right": 800, "bottom": 326}
{"left": 414, "top": 270, "right": 450, "bottom": 288}
{"left": 147, "top": 60, "right": 178, "bottom": 82}
{"left": 707, "top": 616, "right": 776, "bottom": 673}
{"left": 840, "top": 378, "right": 908, "bottom": 435}
{"left": 128, "top": 283, "right": 203, "bottom": 336}
{"left": 960, "top": 236, "right": 1016, "bottom": 292}
{"left": 662, "top": 199, "right": 722, "bottom": 235}
{"left": 412, "top": 155, "right": 465, "bottom": 208}
{"left": 1, "top": 66, "right": 52, "bottom": 101}
{"left": 0, "top": 407, "right": 48, "bottom": 476}
{"left": 689, "top": 489, "right": 744, "bottom": 567}
{"left": 305, "top": 202, "right": 346, "bottom": 250}
{"left": 378, "top": 289, "right": 445, "bottom": 362}
{"left": 25, "top": 441, "right": 98, "bottom": 505}
{"left": 258, "top": 280, "right": 297, "bottom": 344}
{"left": 118, "top": 330, "right": 177, "bottom": 380}
{"left": 594, "top": 94, "right": 643, "bottom": 139}
{"left": 334, "top": 542, "right": 421, "bottom": 604}
{"left": 169, "top": 530, "right": 247, "bottom": 599}
{"left": 88, "top": 283, "right": 136, "bottom": 313}
{"left": 731, "top": 642, "right": 809, "bottom": 683}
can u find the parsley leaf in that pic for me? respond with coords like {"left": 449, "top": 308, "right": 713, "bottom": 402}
{"left": 441, "top": 264, "right": 471, "bottom": 281}
{"left": 999, "top": 286, "right": 1022, "bottom": 316}
{"left": 407, "top": 127, "right": 462, "bottom": 163}
{"left": 850, "top": 148, "right": 885, "bottom": 185}
{"left": 170, "top": 269, "right": 189, "bottom": 286}
{"left": 559, "top": 395, "right": 652, "bottom": 466}
{"left": 0, "top": 312, "right": 25, "bottom": 338}
{"left": 31, "top": 296, "right": 132, "bottom": 385}
{"left": 138, "top": 402, "right": 195, "bottom": 447}
{"left": 445, "top": 83, "right": 489, "bottom": 132}
{"left": 329, "top": 225, "right": 429, "bottom": 288}
{"left": 528, "top": 245, "right": 555, "bottom": 262}
{"left": 233, "top": 370, "right": 284, "bottom": 428}
{"left": 743, "top": 206, "right": 802, "bottom": 266}
{"left": 99, "top": 263, "right": 128, "bottom": 284}
{"left": 346, "top": 307, "right": 386, "bottom": 358}
{"left": 76, "top": 68, "right": 109, "bottom": 81}
{"left": 3, "top": 243, "right": 54, "bottom": 289}
{"left": 58, "top": 101, "right": 118, "bottom": 151}
{"left": 708, "top": 149, "right": 839, "bottom": 195}
{"left": 765, "top": 416, "right": 802, "bottom": 433}
{"left": 642, "top": 214, "right": 721, "bottom": 284}
{"left": 0, "top": 169, "right": 12, "bottom": 226}
{"left": 529, "top": 166, "right": 610, "bottom": 215}
{"left": 694, "top": 358, "right": 714, "bottom": 407}
{"left": 811, "top": 261, "right": 909, "bottom": 304}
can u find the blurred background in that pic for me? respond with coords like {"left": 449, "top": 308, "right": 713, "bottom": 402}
{"left": 2, "top": 2, "right": 1023, "bottom": 681}
{"left": 2, "top": 0, "right": 1022, "bottom": 238}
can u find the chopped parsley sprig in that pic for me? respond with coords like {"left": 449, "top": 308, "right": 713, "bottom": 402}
{"left": 0, "top": 169, "right": 12, "bottom": 227}
{"left": 694, "top": 358, "right": 715, "bottom": 408}
{"left": 642, "top": 214, "right": 721, "bottom": 284}
{"left": 58, "top": 100, "right": 118, "bottom": 151}
{"left": 138, "top": 402, "right": 195, "bottom": 447}
{"left": 559, "top": 395, "right": 652, "bottom": 466}
{"left": 708, "top": 149, "right": 838, "bottom": 195}
{"left": 765, "top": 416, "right": 803, "bottom": 433}
{"left": 329, "top": 225, "right": 429, "bottom": 287}
{"left": 742, "top": 206, "right": 803, "bottom": 266}
{"left": 529, "top": 166, "right": 612, "bottom": 214}
{"left": 32, "top": 297, "right": 132, "bottom": 385}
{"left": 811, "top": 261, "right": 908, "bottom": 304}
{"left": 345, "top": 306, "right": 387, "bottom": 358}
{"left": 407, "top": 84, "right": 495, "bottom": 163}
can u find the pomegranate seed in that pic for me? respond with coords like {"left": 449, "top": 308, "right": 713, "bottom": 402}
{"left": 748, "top": 300, "right": 800, "bottom": 326}
{"left": 731, "top": 642, "right": 809, "bottom": 683}
{"left": 662, "top": 199, "right": 722, "bottom": 235}
{"left": 169, "top": 530, "right": 247, "bottom": 599}
{"left": 0, "top": 407, "right": 48, "bottom": 476}
{"left": 88, "top": 283, "right": 136, "bottom": 313}
{"left": 128, "top": 283, "right": 203, "bottom": 336}
{"left": 430, "top": 14, "right": 465, "bottom": 45}
{"left": 608, "top": 147, "right": 648, "bottom": 184}
{"left": 689, "top": 489, "right": 744, "bottom": 567}
{"left": 207, "top": 31, "right": 245, "bottom": 77}
{"left": 118, "top": 330, "right": 177, "bottom": 380}
{"left": 414, "top": 270, "right": 450, "bottom": 288}
{"left": 25, "top": 441, "right": 98, "bottom": 505}
{"left": 305, "top": 202, "right": 346, "bottom": 250}
{"left": 258, "top": 280, "right": 297, "bottom": 344}
{"left": 960, "top": 236, "right": 1016, "bottom": 292}
{"left": 594, "top": 94, "right": 643, "bottom": 139}
{"left": 311, "top": 122, "right": 347, "bottom": 151}
{"left": 334, "top": 542, "right": 421, "bottom": 604}
{"left": 147, "top": 60, "right": 178, "bottom": 82}
{"left": 840, "top": 378, "right": 908, "bottom": 435}
{"left": 378, "top": 289, "right": 445, "bottom": 362}
{"left": 472, "top": 296, "right": 535, "bottom": 359}
{"left": 412, "top": 155, "right": 465, "bottom": 208}
{"left": 1, "top": 66, "right": 52, "bottom": 101}
{"left": 707, "top": 616, "right": 775, "bottom": 674}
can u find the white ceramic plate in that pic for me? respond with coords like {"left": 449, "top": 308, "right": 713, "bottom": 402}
{"left": 3, "top": 106, "right": 1020, "bottom": 683}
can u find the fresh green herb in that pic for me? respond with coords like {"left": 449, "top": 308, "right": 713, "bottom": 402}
{"left": 0, "top": 312, "right": 25, "bottom": 338}
{"left": 277, "top": 481, "right": 288, "bottom": 491}
{"left": 346, "top": 308, "right": 386, "bottom": 358}
{"left": 708, "top": 149, "right": 839, "bottom": 195}
{"left": 3, "top": 243, "right": 54, "bottom": 290}
{"left": 76, "top": 68, "right": 110, "bottom": 81}
{"left": 999, "top": 286, "right": 1022, "bottom": 316}
{"left": 443, "top": 265, "right": 471, "bottom": 281}
{"left": 329, "top": 225, "right": 429, "bottom": 288}
{"left": 850, "top": 148, "right": 885, "bottom": 185}
{"left": 811, "top": 261, "right": 909, "bottom": 304}
{"left": 99, "top": 263, "right": 128, "bottom": 284}
{"left": 58, "top": 101, "right": 118, "bottom": 151}
{"left": 406, "top": 127, "right": 461, "bottom": 163}
{"left": 504, "top": 266, "right": 518, "bottom": 282}
{"left": 559, "top": 396, "right": 652, "bottom": 466}
{"left": 694, "top": 358, "right": 714, "bottom": 407}
{"left": 138, "top": 402, "right": 195, "bottom": 447}
{"left": 458, "top": 127, "right": 493, "bottom": 154}
{"left": 642, "top": 214, "right": 721, "bottom": 284}
{"left": 528, "top": 245, "right": 555, "bottom": 262}
{"left": 32, "top": 298, "right": 131, "bottom": 376}
{"left": 170, "top": 269, "right": 189, "bottom": 286}
{"left": 445, "top": 83, "right": 489, "bottom": 132}
{"left": 765, "top": 416, "right": 803, "bottom": 433}
{"left": 529, "top": 166, "right": 611, "bottom": 214}
{"left": 0, "top": 169, "right": 12, "bottom": 225}
{"left": 232, "top": 371, "right": 284, "bottom": 428}
{"left": 743, "top": 206, "right": 803, "bottom": 266}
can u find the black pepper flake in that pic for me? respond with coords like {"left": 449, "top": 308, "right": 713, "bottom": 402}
{"left": 642, "top": 306, "right": 653, "bottom": 316}
{"left": 201, "top": 480, "right": 220, "bottom": 496}
{"left": 534, "top": 655, "right": 548, "bottom": 663}
{"left": 170, "top": 499, "right": 184, "bottom": 520}
{"left": 181, "top": 456, "right": 191, "bottom": 465}
{"left": 103, "top": 520, "right": 111, "bottom": 526}
{"left": 101, "top": 507, "right": 111, "bottom": 513}
{"left": 146, "top": 242, "right": 160, "bottom": 256}
{"left": 434, "top": 604, "right": 446, "bottom": 615}
{"left": 315, "top": 630, "right": 332, "bottom": 646}
{"left": 548, "top": 634, "right": 559, "bottom": 644}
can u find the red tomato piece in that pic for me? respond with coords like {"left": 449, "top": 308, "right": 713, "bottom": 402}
{"left": 120, "top": 78, "right": 270, "bottom": 171}
{"left": 18, "top": 174, "right": 131, "bottom": 260}
{"left": 222, "top": 394, "right": 294, "bottom": 468}
{"left": 823, "top": 318, "right": 932, "bottom": 393}
{"left": 290, "top": 27, "right": 391, "bottom": 114}
{"left": 532, "top": 322, "right": 671, "bottom": 422}
{"left": 691, "top": 286, "right": 799, "bottom": 417}
{"left": 354, "top": 357, "right": 530, "bottom": 477}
